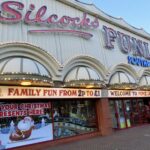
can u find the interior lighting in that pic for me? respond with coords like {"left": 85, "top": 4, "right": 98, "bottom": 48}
{"left": 20, "top": 81, "right": 32, "bottom": 86}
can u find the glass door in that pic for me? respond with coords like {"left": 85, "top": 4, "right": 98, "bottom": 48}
{"left": 130, "top": 99, "right": 145, "bottom": 125}
{"left": 109, "top": 100, "right": 132, "bottom": 129}
{"left": 123, "top": 100, "right": 132, "bottom": 128}
{"left": 109, "top": 99, "right": 147, "bottom": 130}
{"left": 109, "top": 101, "right": 118, "bottom": 128}
{"left": 115, "top": 101, "right": 126, "bottom": 129}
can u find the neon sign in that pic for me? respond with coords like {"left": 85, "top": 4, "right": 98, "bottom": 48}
{"left": 127, "top": 56, "right": 150, "bottom": 67}
{"left": 0, "top": 1, "right": 99, "bottom": 39}
{"left": 103, "top": 26, "right": 150, "bottom": 60}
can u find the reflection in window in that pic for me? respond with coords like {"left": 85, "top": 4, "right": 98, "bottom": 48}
{"left": 53, "top": 100, "right": 97, "bottom": 139}
{"left": 109, "top": 101, "right": 118, "bottom": 128}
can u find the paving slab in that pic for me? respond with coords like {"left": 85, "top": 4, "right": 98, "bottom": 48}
{"left": 45, "top": 125, "right": 150, "bottom": 150}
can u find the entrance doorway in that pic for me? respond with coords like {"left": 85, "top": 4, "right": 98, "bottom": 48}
{"left": 109, "top": 99, "right": 150, "bottom": 129}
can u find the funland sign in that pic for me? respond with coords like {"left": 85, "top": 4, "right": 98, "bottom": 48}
{"left": 103, "top": 26, "right": 150, "bottom": 67}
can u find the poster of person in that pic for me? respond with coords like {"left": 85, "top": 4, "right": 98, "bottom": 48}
{"left": 0, "top": 102, "right": 53, "bottom": 149}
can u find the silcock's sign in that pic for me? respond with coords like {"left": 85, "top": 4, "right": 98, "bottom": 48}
{"left": 0, "top": 1, "right": 99, "bottom": 39}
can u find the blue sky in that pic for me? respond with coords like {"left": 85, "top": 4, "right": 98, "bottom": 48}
{"left": 91, "top": 0, "right": 150, "bottom": 33}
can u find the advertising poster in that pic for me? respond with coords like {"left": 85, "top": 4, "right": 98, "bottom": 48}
{"left": 0, "top": 102, "right": 53, "bottom": 149}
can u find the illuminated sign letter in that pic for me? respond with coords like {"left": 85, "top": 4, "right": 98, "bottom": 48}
{"left": 117, "top": 31, "right": 131, "bottom": 53}
{"left": 35, "top": 6, "right": 47, "bottom": 22}
{"left": 0, "top": 1, "right": 24, "bottom": 23}
{"left": 131, "top": 38, "right": 145, "bottom": 57}
{"left": 24, "top": 4, "right": 36, "bottom": 24}
{"left": 143, "top": 42, "right": 150, "bottom": 60}
{"left": 103, "top": 25, "right": 117, "bottom": 49}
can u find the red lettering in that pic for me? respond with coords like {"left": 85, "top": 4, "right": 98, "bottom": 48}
{"left": 0, "top": 111, "right": 3, "bottom": 117}
{"left": 0, "top": 104, "right": 18, "bottom": 110}
{"left": 43, "top": 89, "right": 57, "bottom": 96}
{"left": 58, "top": 16, "right": 71, "bottom": 27}
{"left": 0, "top": 1, "right": 24, "bottom": 22}
{"left": 24, "top": 4, "right": 35, "bottom": 24}
{"left": 91, "top": 18, "right": 99, "bottom": 28}
{"left": 70, "top": 17, "right": 80, "bottom": 27}
{"left": 36, "top": 89, "right": 41, "bottom": 96}
{"left": 8, "top": 88, "right": 14, "bottom": 96}
{"left": 46, "top": 14, "right": 58, "bottom": 24}
{"left": 79, "top": 13, "right": 91, "bottom": 28}
{"left": 0, "top": 1, "right": 99, "bottom": 29}
{"left": 13, "top": 89, "right": 19, "bottom": 96}
{"left": 59, "top": 90, "right": 77, "bottom": 96}
{"left": 7, "top": 111, "right": 10, "bottom": 117}
{"left": 20, "top": 89, "right": 28, "bottom": 96}
{"left": 35, "top": 6, "right": 47, "bottom": 22}
{"left": 29, "top": 109, "right": 44, "bottom": 115}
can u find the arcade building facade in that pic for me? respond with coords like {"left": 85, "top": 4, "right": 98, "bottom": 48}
{"left": 0, "top": 0, "right": 150, "bottom": 149}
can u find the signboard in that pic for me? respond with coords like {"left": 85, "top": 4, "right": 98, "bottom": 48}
{"left": 127, "top": 55, "right": 150, "bottom": 67}
{"left": 108, "top": 90, "right": 150, "bottom": 98}
{"left": 1, "top": 87, "right": 150, "bottom": 98}
{"left": 0, "top": 1, "right": 99, "bottom": 39}
{"left": 1, "top": 86, "right": 150, "bottom": 98}
{"left": 0, "top": 102, "right": 53, "bottom": 149}
{"left": 0, "top": 86, "right": 101, "bottom": 99}
{"left": 103, "top": 25, "right": 150, "bottom": 67}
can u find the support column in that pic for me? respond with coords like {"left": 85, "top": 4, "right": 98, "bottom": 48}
{"left": 96, "top": 98, "right": 113, "bottom": 136}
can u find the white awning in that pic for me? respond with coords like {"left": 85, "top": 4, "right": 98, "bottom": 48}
{"left": 139, "top": 75, "right": 150, "bottom": 86}
{"left": 109, "top": 71, "right": 135, "bottom": 84}
{"left": 64, "top": 66, "right": 105, "bottom": 88}
{"left": 65, "top": 66, "right": 101, "bottom": 81}
{"left": 0, "top": 57, "right": 53, "bottom": 86}
{"left": 0, "top": 57, "right": 50, "bottom": 77}
{"left": 108, "top": 71, "right": 137, "bottom": 89}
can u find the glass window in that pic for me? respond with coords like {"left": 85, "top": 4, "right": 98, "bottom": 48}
{"left": 109, "top": 101, "right": 118, "bottom": 128}
{"left": 53, "top": 100, "right": 97, "bottom": 139}
{"left": 0, "top": 101, "right": 53, "bottom": 149}
{"left": 109, "top": 99, "right": 150, "bottom": 129}
{"left": 0, "top": 100, "right": 97, "bottom": 148}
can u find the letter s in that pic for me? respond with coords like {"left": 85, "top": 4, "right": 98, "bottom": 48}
{"left": 0, "top": 1, "right": 24, "bottom": 23}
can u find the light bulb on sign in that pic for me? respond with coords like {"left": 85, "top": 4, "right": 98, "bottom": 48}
{"left": 20, "top": 81, "right": 32, "bottom": 86}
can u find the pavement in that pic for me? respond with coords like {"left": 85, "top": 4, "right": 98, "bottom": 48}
{"left": 45, "top": 125, "right": 150, "bottom": 150}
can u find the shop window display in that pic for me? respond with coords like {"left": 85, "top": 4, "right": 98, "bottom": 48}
{"left": 53, "top": 100, "right": 97, "bottom": 139}
{"left": 0, "top": 102, "right": 53, "bottom": 149}
{"left": 109, "top": 101, "right": 118, "bottom": 128}
{"left": 0, "top": 100, "right": 97, "bottom": 149}
{"left": 109, "top": 99, "right": 150, "bottom": 130}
